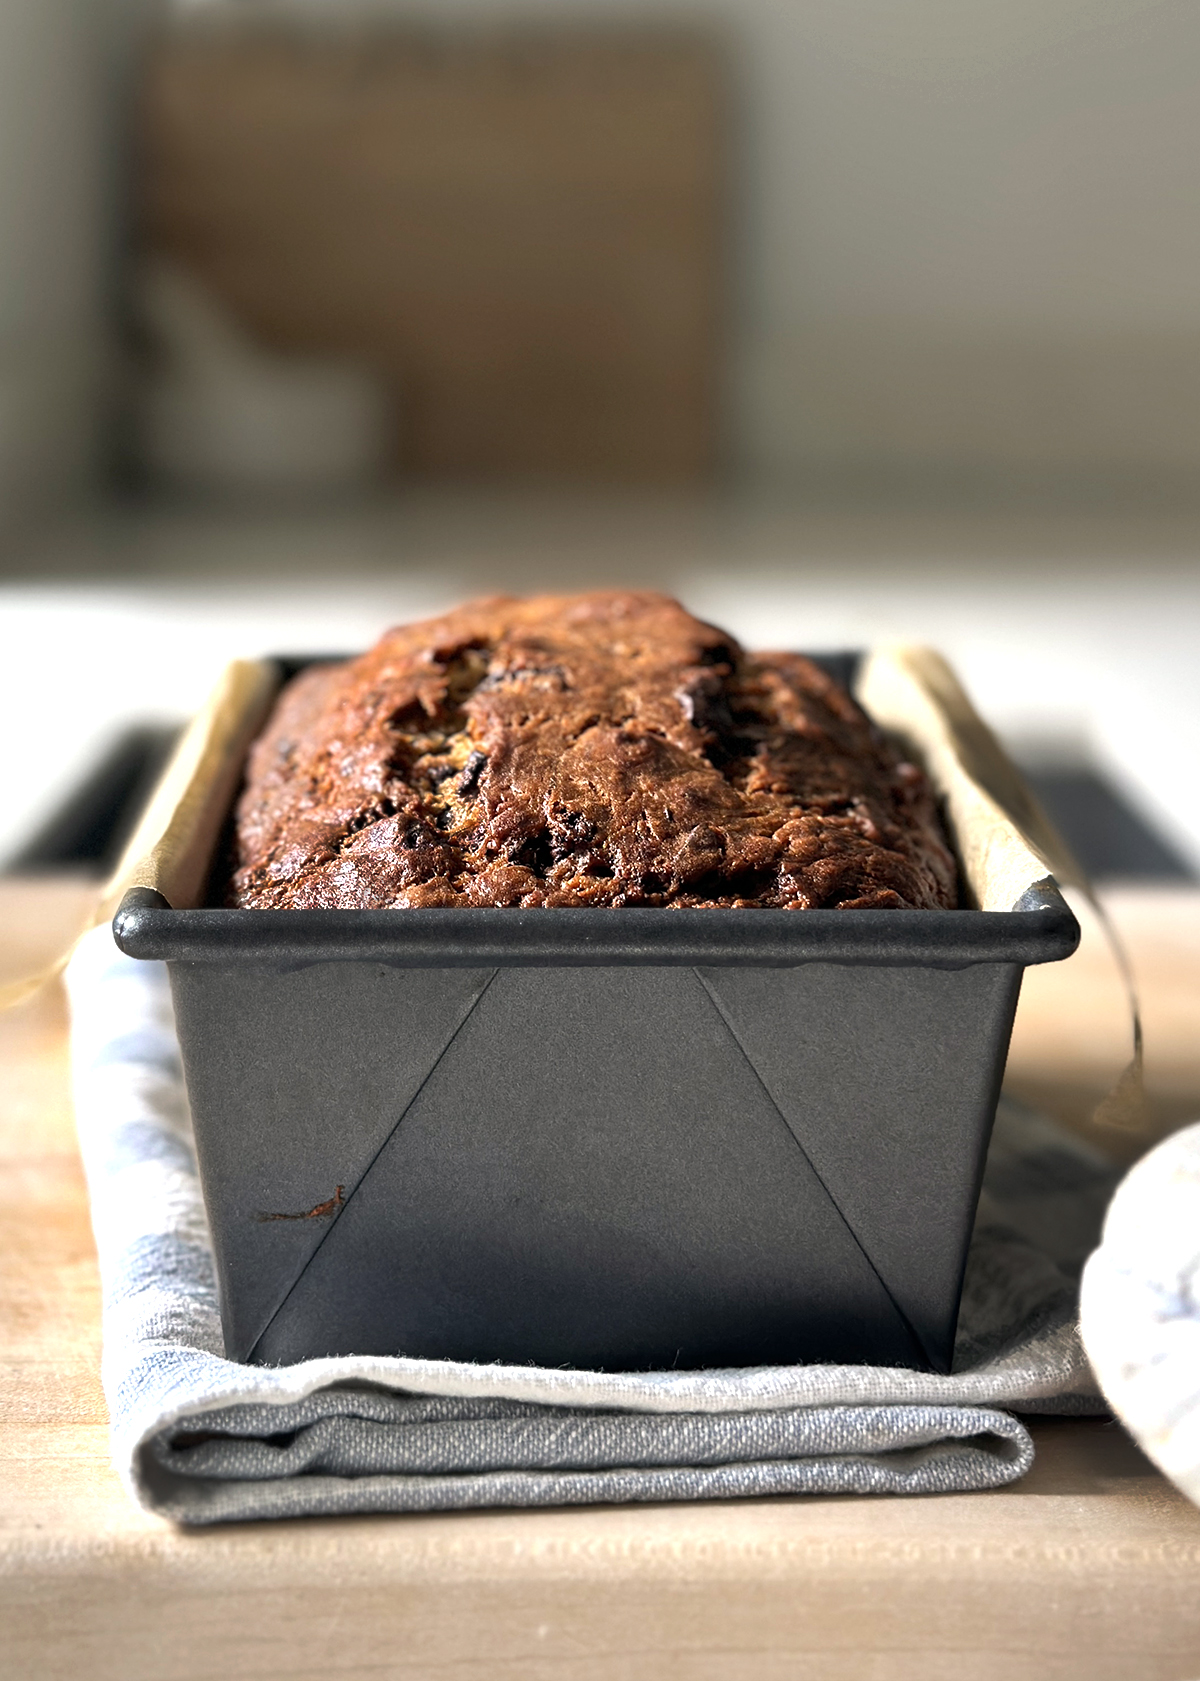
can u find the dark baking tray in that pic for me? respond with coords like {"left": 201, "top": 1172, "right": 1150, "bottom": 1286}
{"left": 111, "top": 652, "right": 1080, "bottom": 1376}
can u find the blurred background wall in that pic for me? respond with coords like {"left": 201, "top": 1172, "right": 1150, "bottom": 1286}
{"left": 0, "top": 0, "right": 104, "bottom": 534}
{"left": 0, "top": 0, "right": 158, "bottom": 536}
{"left": 711, "top": 0, "right": 1200, "bottom": 498}
{"left": 4, "top": 0, "right": 1200, "bottom": 523}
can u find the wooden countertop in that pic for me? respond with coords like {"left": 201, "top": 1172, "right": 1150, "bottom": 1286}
{"left": 3, "top": 877, "right": 1200, "bottom": 1680}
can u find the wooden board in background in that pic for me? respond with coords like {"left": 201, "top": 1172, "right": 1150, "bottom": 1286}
{"left": 139, "top": 26, "right": 725, "bottom": 483}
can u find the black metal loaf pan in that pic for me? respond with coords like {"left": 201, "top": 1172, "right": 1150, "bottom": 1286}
{"left": 110, "top": 647, "right": 1080, "bottom": 1376}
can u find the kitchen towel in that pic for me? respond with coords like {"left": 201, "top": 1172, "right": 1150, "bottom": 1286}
{"left": 67, "top": 924, "right": 1115, "bottom": 1526}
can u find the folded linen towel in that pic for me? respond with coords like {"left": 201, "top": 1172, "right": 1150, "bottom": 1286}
{"left": 66, "top": 924, "right": 1115, "bottom": 1526}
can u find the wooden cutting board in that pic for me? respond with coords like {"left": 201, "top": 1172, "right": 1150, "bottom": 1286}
{"left": 139, "top": 25, "right": 725, "bottom": 483}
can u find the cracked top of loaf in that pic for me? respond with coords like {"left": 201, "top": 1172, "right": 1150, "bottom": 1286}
{"left": 226, "top": 591, "right": 958, "bottom": 910}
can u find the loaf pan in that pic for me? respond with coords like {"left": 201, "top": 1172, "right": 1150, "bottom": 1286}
{"left": 109, "top": 646, "right": 1080, "bottom": 1375}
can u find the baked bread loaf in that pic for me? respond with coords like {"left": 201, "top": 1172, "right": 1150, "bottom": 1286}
{"left": 228, "top": 592, "right": 957, "bottom": 910}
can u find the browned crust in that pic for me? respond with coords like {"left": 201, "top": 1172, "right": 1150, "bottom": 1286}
{"left": 227, "top": 592, "right": 958, "bottom": 911}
